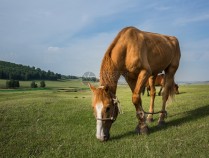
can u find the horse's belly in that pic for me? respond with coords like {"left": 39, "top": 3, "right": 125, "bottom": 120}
{"left": 148, "top": 50, "right": 174, "bottom": 73}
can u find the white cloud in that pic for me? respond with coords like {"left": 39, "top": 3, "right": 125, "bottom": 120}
{"left": 181, "top": 38, "right": 209, "bottom": 62}
{"left": 175, "top": 13, "right": 209, "bottom": 25}
{"left": 47, "top": 47, "right": 61, "bottom": 52}
{"left": 0, "top": 0, "right": 209, "bottom": 81}
{"left": 155, "top": 6, "right": 171, "bottom": 11}
{"left": 0, "top": 0, "right": 134, "bottom": 73}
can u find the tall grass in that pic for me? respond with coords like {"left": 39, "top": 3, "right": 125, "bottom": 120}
{"left": 0, "top": 83, "right": 209, "bottom": 157}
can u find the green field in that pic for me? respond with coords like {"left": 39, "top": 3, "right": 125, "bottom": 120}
{"left": 0, "top": 80, "right": 209, "bottom": 157}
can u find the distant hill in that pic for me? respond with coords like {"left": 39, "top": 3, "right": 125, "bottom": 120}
{"left": 0, "top": 60, "right": 62, "bottom": 81}
{"left": 177, "top": 81, "right": 209, "bottom": 85}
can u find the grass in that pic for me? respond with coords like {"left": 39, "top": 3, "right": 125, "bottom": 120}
{"left": 0, "top": 79, "right": 88, "bottom": 91}
{"left": 0, "top": 81, "right": 209, "bottom": 157}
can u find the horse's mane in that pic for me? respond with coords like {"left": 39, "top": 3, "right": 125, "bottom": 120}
{"left": 99, "top": 49, "right": 117, "bottom": 87}
{"left": 99, "top": 28, "right": 128, "bottom": 87}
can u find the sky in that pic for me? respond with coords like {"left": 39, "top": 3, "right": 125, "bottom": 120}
{"left": 0, "top": 0, "right": 209, "bottom": 82}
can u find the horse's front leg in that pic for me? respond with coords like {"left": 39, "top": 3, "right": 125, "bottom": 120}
{"left": 147, "top": 86, "right": 150, "bottom": 96}
{"left": 147, "top": 75, "right": 157, "bottom": 123}
{"left": 132, "top": 70, "right": 150, "bottom": 134}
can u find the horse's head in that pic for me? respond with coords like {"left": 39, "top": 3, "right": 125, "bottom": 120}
{"left": 174, "top": 84, "right": 179, "bottom": 94}
{"left": 88, "top": 83, "right": 119, "bottom": 141}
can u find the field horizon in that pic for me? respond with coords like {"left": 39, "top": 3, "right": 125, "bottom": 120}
{"left": 1, "top": 78, "right": 209, "bottom": 89}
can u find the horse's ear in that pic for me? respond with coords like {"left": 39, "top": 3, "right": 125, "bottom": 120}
{"left": 88, "top": 83, "right": 96, "bottom": 92}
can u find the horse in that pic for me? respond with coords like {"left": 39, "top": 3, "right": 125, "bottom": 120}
{"left": 174, "top": 83, "right": 179, "bottom": 94}
{"left": 143, "top": 74, "right": 180, "bottom": 96}
{"left": 142, "top": 73, "right": 164, "bottom": 96}
{"left": 89, "top": 26, "right": 181, "bottom": 141}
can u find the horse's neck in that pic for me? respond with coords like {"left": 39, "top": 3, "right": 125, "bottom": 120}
{"left": 100, "top": 57, "right": 120, "bottom": 94}
{"left": 100, "top": 70, "right": 120, "bottom": 94}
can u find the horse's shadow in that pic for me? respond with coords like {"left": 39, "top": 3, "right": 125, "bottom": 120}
{"left": 111, "top": 131, "right": 136, "bottom": 141}
{"left": 111, "top": 104, "right": 209, "bottom": 140}
{"left": 164, "top": 104, "right": 209, "bottom": 127}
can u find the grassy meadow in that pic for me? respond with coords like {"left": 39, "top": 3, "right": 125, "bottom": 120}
{"left": 0, "top": 79, "right": 209, "bottom": 157}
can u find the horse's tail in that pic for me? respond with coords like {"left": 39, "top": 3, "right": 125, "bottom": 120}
{"left": 169, "top": 37, "right": 181, "bottom": 101}
{"left": 161, "top": 78, "right": 175, "bottom": 104}
{"left": 168, "top": 79, "right": 175, "bottom": 102}
{"left": 164, "top": 37, "right": 181, "bottom": 103}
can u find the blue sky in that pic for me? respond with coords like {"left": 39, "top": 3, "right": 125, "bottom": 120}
{"left": 0, "top": 0, "right": 209, "bottom": 81}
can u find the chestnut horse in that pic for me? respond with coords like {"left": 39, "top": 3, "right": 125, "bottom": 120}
{"left": 143, "top": 74, "right": 179, "bottom": 96}
{"left": 89, "top": 27, "right": 181, "bottom": 141}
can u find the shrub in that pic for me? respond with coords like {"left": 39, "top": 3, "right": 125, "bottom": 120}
{"left": 31, "top": 81, "right": 37, "bottom": 88}
{"left": 14, "top": 80, "right": 20, "bottom": 88}
{"left": 6, "top": 80, "right": 20, "bottom": 88}
{"left": 40, "top": 80, "right": 46, "bottom": 88}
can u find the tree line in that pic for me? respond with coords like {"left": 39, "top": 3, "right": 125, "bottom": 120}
{"left": 0, "top": 60, "right": 62, "bottom": 81}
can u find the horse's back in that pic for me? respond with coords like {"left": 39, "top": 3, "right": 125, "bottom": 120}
{"left": 110, "top": 27, "right": 180, "bottom": 75}
{"left": 141, "top": 31, "right": 180, "bottom": 73}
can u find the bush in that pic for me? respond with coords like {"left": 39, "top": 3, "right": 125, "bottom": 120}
{"left": 40, "top": 80, "right": 46, "bottom": 88}
{"left": 14, "top": 80, "right": 20, "bottom": 88}
{"left": 31, "top": 81, "right": 37, "bottom": 88}
{"left": 6, "top": 80, "right": 11, "bottom": 88}
{"left": 6, "top": 80, "right": 20, "bottom": 88}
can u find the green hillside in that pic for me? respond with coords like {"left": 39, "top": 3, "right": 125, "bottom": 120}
{"left": 0, "top": 60, "right": 61, "bottom": 81}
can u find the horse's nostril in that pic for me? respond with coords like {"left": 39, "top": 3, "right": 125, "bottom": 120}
{"left": 104, "top": 136, "right": 108, "bottom": 141}
{"left": 104, "top": 134, "right": 110, "bottom": 141}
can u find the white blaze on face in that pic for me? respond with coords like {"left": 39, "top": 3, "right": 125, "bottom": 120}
{"left": 95, "top": 102, "right": 104, "bottom": 140}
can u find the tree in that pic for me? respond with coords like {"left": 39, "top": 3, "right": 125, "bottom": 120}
{"left": 6, "top": 80, "right": 20, "bottom": 88}
{"left": 40, "top": 80, "right": 46, "bottom": 88}
{"left": 0, "top": 60, "right": 64, "bottom": 81}
{"left": 31, "top": 81, "right": 37, "bottom": 88}
{"left": 14, "top": 80, "right": 20, "bottom": 88}
{"left": 6, "top": 80, "right": 11, "bottom": 88}
{"left": 24, "top": 73, "right": 29, "bottom": 81}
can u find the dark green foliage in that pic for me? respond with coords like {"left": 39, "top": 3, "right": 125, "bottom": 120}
{"left": 62, "top": 75, "right": 79, "bottom": 79}
{"left": 6, "top": 80, "right": 20, "bottom": 88}
{"left": 31, "top": 81, "right": 38, "bottom": 88}
{"left": 6, "top": 80, "right": 11, "bottom": 88}
{"left": 82, "top": 77, "right": 97, "bottom": 82}
{"left": 67, "top": 75, "right": 79, "bottom": 79}
{"left": 40, "top": 80, "right": 46, "bottom": 88}
{"left": 0, "top": 60, "right": 62, "bottom": 81}
{"left": 14, "top": 80, "right": 20, "bottom": 88}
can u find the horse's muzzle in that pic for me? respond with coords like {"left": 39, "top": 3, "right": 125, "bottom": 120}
{"left": 103, "top": 133, "right": 110, "bottom": 141}
{"left": 96, "top": 129, "right": 110, "bottom": 141}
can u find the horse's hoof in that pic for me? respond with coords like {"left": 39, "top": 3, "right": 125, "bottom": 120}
{"left": 146, "top": 117, "right": 154, "bottom": 123}
{"left": 158, "top": 120, "right": 166, "bottom": 127}
{"left": 140, "top": 126, "right": 149, "bottom": 135}
{"left": 135, "top": 126, "right": 140, "bottom": 134}
{"left": 135, "top": 125, "right": 149, "bottom": 135}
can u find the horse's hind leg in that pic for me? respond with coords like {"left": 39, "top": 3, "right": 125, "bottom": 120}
{"left": 132, "top": 69, "right": 151, "bottom": 134}
{"left": 147, "top": 75, "right": 156, "bottom": 123}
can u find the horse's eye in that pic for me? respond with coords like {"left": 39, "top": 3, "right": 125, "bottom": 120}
{"left": 106, "top": 107, "right": 110, "bottom": 113}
